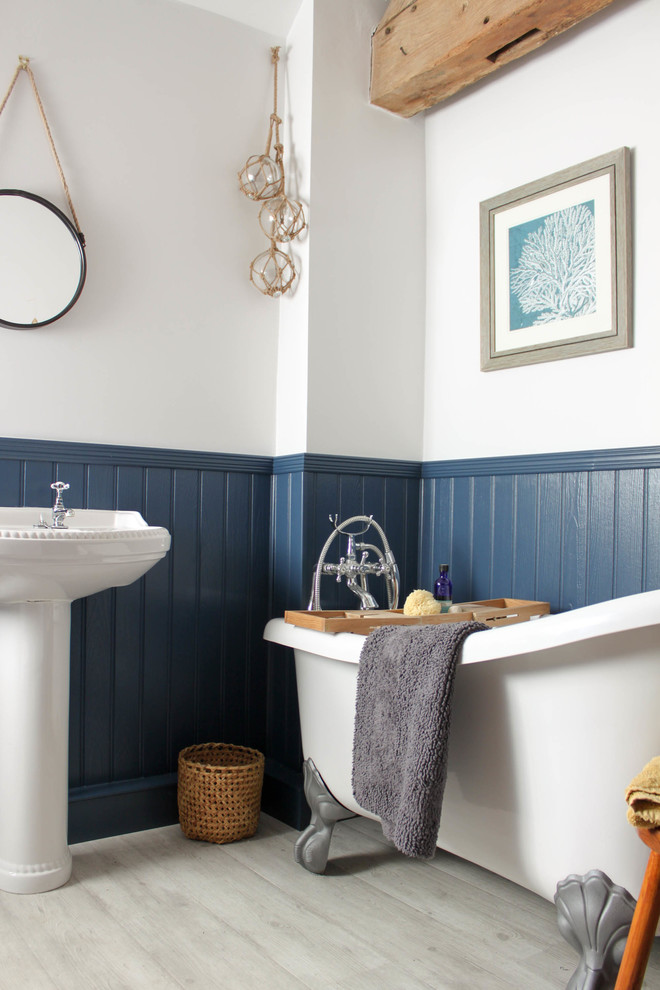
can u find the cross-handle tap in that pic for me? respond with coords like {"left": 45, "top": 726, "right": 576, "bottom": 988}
{"left": 50, "top": 482, "right": 75, "bottom": 529}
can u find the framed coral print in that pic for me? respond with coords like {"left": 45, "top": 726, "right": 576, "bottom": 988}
{"left": 480, "top": 147, "right": 631, "bottom": 371}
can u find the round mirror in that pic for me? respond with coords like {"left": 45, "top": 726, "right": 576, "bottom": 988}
{"left": 0, "top": 189, "right": 86, "bottom": 330}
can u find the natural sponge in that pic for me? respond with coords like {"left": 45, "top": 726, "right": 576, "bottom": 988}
{"left": 402, "top": 589, "right": 444, "bottom": 616}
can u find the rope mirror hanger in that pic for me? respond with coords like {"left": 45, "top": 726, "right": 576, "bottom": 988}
{"left": 0, "top": 56, "right": 86, "bottom": 329}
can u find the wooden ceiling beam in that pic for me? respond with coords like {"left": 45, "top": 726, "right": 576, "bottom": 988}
{"left": 370, "top": 0, "right": 618, "bottom": 117}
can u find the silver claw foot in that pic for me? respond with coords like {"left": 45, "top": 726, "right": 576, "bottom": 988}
{"left": 555, "top": 869, "right": 637, "bottom": 989}
{"left": 294, "top": 758, "right": 355, "bottom": 874}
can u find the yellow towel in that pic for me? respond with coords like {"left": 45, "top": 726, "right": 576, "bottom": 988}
{"left": 625, "top": 756, "right": 660, "bottom": 828}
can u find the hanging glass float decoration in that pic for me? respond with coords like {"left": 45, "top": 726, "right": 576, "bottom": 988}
{"left": 239, "top": 47, "right": 306, "bottom": 297}
{"left": 258, "top": 195, "right": 306, "bottom": 243}
{"left": 249, "top": 241, "right": 296, "bottom": 298}
{"left": 239, "top": 154, "right": 283, "bottom": 202}
{"left": 238, "top": 46, "right": 286, "bottom": 202}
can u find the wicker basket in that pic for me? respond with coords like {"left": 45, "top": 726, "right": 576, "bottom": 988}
{"left": 177, "top": 743, "right": 265, "bottom": 844}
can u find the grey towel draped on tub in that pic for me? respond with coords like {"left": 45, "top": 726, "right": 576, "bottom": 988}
{"left": 351, "top": 621, "right": 488, "bottom": 859}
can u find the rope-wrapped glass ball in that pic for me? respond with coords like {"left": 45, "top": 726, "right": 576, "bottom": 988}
{"left": 240, "top": 47, "right": 305, "bottom": 297}
{"left": 238, "top": 155, "right": 284, "bottom": 202}
{"left": 249, "top": 242, "right": 296, "bottom": 297}
{"left": 258, "top": 196, "right": 306, "bottom": 243}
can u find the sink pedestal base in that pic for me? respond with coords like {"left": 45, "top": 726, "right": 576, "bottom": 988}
{"left": 0, "top": 601, "right": 73, "bottom": 893}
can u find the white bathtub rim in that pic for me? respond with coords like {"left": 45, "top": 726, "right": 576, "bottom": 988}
{"left": 264, "top": 588, "right": 660, "bottom": 665}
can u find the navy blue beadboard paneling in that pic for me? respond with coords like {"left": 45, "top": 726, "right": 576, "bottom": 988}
{"left": 1, "top": 438, "right": 659, "bottom": 843}
{"left": 0, "top": 438, "right": 276, "bottom": 839}
{"left": 300, "top": 461, "right": 420, "bottom": 613}
{"left": 421, "top": 450, "right": 660, "bottom": 613}
{"left": 267, "top": 455, "right": 421, "bottom": 813}
{"left": 274, "top": 453, "right": 422, "bottom": 478}
{"left": 511, "top": 473, "right": 538, "bottom": 601}
{"left": 269, "top": 453, "right": 422, "bottom": 613}
{"left": 645, "top": 468, "right": 660, "bottom": 590}
{"left": 0, "top": 437, "right": 272, "bottom": 474}
{"left": 142, "top": 466, "right": 174, "bottom": 778}
{"left": 422, "top": 446, "right": 660, "bottom": 478}
{"left": 491, "top": 476, "right": 514, "bottom": 597}
{"left": 267, "top": 469, "right": 305, "bottom": 787}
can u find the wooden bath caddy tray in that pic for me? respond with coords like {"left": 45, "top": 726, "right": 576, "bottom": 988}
{"left": 285, "top": 598, "right": 550, "bottom": 635}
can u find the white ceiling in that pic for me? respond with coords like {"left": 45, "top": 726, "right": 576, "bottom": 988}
{"left": 173, "top": 0, "right": 305, "bottom": 37}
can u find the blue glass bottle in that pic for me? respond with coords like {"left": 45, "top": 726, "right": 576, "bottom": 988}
{"left": 433, "top": 564, "right": 452, "bottom": 612}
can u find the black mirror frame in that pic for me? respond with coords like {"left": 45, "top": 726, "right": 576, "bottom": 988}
{"left": 0, "top": 189, "right": 86, "bottom": 330}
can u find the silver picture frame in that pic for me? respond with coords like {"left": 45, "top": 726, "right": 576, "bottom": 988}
{"left": 480, "top": 147, "right": 632, "bottom": 371}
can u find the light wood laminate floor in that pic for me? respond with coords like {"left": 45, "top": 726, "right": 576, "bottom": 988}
{"left": 1, "top": 814, "right": 658, "bottom": 989}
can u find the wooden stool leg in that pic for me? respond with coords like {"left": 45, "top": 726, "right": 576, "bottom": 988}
{"left": 614, "top": 830, "right": 660, "bottom": 990}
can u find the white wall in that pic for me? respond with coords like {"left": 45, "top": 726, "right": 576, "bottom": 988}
{"left": 1, "top": 0, "right": 427, "bottom": 462}
{"left": 8, "top": 0, "right": 645, "bottom": 465}
{"left": 302, "top": 0, "right": 427, "bottom": 461}
{"left": 273, "top": 0, "right": 427, "bottom": 461}
{"left": 274, "top": 0, "right": 313, "bottom": 456}
{"left": 424, "top": 0, "right": 660, "bottom": 461}
{"left": 0, "top": 0, "right": 280, "bottom": 454}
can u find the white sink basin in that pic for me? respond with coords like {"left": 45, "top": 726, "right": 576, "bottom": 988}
{"left": 0, "top": 507, "right": 171, "bottom": 603}
{"left": 0, "top": 503, "right": 171, "bottom": 893}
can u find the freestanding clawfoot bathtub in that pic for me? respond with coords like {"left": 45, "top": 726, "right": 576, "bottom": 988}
{"left": 264, "top": 590, "right": 660, "bottom": 905}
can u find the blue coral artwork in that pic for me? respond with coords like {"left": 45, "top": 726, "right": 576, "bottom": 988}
{"left": 508, "top": 200, "right": 596, "bottom": 331}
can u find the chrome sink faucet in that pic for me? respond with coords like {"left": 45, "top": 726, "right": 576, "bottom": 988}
{"left": 35, "top": 482, "right": 76, "bottom": 529}
{"left": 307, "top": 515, "right": 400, "bottom": 611}
{"left": 51, "top": 482, "right": 75, "bottom": 528}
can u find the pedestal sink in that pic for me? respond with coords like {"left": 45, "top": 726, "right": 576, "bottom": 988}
{"left": 0, "top": 504, "right": 171, "bottom": 893}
